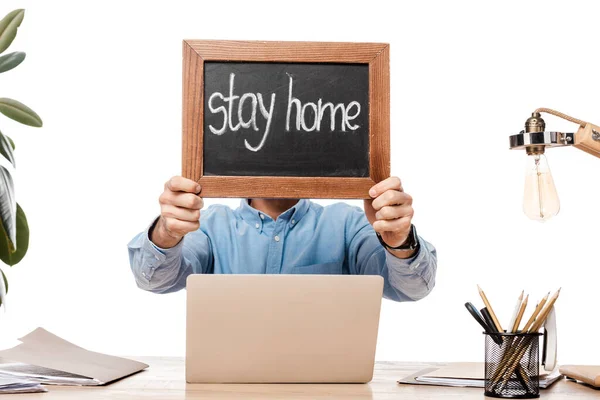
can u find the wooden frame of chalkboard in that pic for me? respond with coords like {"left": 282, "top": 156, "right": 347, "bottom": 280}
{"left": 182, "top": 40, "right": 390, "bottom": 199}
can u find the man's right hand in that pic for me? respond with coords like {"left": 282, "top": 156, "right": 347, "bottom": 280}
{"left": 151, "top": 176, "right": 203, "bottom": 249}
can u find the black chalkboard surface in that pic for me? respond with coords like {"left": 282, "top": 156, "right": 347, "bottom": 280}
{"left": 203, "top": 62, "right": 370, "bottom": 177}
{"left": 182, "top": 40, "right": 390, "bottom": 199}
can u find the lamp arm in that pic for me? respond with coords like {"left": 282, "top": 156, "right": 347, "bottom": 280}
{"left": 533, "top": 108, "right": 587, "bottom": 126}
{"left": 533, "top": 108, "right": 600, "bottom": 158}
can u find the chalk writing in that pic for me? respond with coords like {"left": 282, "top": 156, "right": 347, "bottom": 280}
{"left": 207, "top": 72, "right": 361, "bottom": 152}
{"left": 208, "top": 73, "right": 276, "bottom": 152}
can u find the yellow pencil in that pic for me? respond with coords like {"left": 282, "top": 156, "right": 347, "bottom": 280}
{"left": 477, "top": 285, "right": 503, "bottom": 332}
{"left": 495, "top": 288, "right": 562, "bottom": 390}
{"left": 521, "top": 292, "right": 549, "bottom": 332}
{"left": 493, "top": 289, "right": 560, "bottom": 391}
{"left": 530, "top": 288, "right": 561, "bottom": 332}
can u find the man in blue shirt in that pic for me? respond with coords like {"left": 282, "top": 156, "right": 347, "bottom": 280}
{"left": 128, "top": 176, "right": 437, "bottom": 301}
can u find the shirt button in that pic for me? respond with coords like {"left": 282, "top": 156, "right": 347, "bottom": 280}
{"left": 255, "top": 223, "right": 260, "bottom": 229}
{"left": 291, "top": 219, "right": 296, "bottom": 225}
{"left": 274, "top": 235, "right": 280, "bottom": 242}
{"left": 259, "top": 214, "right": 265, "bottom": 220}
{"left": 154, "top": 255, "right": 160, "bottom": 260}
{"left": 142, "top": 272, "right": 147, "bottom": 278}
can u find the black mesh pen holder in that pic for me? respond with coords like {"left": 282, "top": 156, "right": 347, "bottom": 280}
{"left": 484, "top": 332, "right": 542, "bottom": 399}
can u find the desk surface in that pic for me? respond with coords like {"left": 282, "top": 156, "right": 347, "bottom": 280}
{"left": 13, "top": 357, "right": 598, "bottom": 399}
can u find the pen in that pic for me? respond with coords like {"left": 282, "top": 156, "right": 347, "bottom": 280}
{"left": 480, "top": 308, "right": 497, "bottom": 333}
{"left": 464, "top": 302, "right": 502, "bottom": 345}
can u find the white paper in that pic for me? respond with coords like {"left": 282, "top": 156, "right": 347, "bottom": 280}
{"left": 0, "top": 372, "right": 46, "bottom": 393}
{"left": 0, "top": 327, "right": 148, "bottom": 385}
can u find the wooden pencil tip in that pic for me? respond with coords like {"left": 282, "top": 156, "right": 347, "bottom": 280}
{"left": 477, "top": 284, "right": 482, "bottom": 291}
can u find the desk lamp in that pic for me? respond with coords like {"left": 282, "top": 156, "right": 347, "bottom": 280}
{"left": 509, "top": 108, "right": 600, "bottom": 221}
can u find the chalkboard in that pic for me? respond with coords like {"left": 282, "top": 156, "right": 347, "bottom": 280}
{"left": 183, "top": 40, "right": 390, "bottom": 199}
{"left": 203, "top": 62, "right": 370, "bottom": 178}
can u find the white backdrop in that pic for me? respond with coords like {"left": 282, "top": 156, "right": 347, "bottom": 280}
{"left": 0, "top": 0, "right": 598, "bottom": 364}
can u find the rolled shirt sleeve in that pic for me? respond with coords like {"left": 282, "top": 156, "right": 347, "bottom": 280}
{"left": 346, "top": 205, "right": 437, "bottom": 302}
{"left": 384, "top": 236, "right": 437, "bottom": 301}
{"left": 127, "top": 218, "right": 212, "bottom": 294}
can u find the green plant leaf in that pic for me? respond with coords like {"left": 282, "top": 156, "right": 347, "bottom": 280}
{"left": 0, "top": 98, "right": 42, "bottom": 127}
{"left": 0, "top": 162, "right": 16, "bottom": 250}
{"left": 0, "top": 203, "right": 28, "bottom": 265}
{"left": 0, "top": 135, "right": 16, "bottom": 256}
{"left": 0, "top": 9, "right": 24, "bottom": 55}
{"left": 0, "top": 267, "right": 7, "bottom": 308}
{"left": 0, "top": 131, "right": 16, "bottom": 249}
{"left": 0, "top": 51, "right": 25, "bottom": 73}
{"left": 0, "top": 130, "right": 15, "bottom": 167}
{"left": 6, "top": 135, "right": 14, "bottom": 150}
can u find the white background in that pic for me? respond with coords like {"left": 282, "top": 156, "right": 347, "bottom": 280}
{"left": 0, "top": 0, "right": 598, "bottom": 365}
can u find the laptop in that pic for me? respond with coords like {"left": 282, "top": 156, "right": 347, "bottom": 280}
{"left": 186, "top": 274, "right": 384, "bottom": 383}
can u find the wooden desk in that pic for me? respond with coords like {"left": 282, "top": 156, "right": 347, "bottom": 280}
{"left": 13, "top": 357, "right": 597, "bottom": 399}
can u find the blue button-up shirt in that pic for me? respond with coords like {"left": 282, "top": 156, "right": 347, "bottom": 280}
{"left": 128, "top": 199, "right": 437, "bottom": 302}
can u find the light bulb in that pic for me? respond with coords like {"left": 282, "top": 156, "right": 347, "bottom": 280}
{"left": 523, "top": 153, "right": 560, "bottom": 221}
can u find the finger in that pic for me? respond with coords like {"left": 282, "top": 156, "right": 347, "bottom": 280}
{"left": 161, "top": 192, "right": 204, "bottom": 210}
{"left": 371, "top": 190, "right": 412, "bottom": 211}
{"left": 375, "top": 204, "right": 414, "bottom": 221}
{"left": 161, "top": 204, "right": 201, "bottom": 222}
{"left": 372, "top": 217, "right": 411, "bottom": 234}
{"left": 369, "top": 176, "right": 402, "bottom": 198}
{"left": 165, "top": 176, "right": 201, "bottom": 194}
{"left": 163, "top": 217, "right": 200, "bottom": 236}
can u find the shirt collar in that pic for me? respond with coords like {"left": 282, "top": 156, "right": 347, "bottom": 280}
{"left": 238, "top": 199, "right": 310, "bottom": 228}
{"left": 288, "top": 199, "right": 309, "bottom": 226}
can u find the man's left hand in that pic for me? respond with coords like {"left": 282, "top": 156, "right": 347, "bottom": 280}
{"left": 364, "top": 176, "right": 416, "bottom": 258}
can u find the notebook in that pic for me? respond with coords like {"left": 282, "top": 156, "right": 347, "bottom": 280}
{"left": 560, "top": 365, "right": 600, "bottom": 388}
{"left": 399, "top": 362, "right": 563, "bottom": 389}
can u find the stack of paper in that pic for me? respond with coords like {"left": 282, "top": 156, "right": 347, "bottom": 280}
{"left": 0, "top": 362, "right": 100, "bottom": 386}
{"left": 0, "top": 373, "right": 46, "bottom": 394}
{"left": 399, "top": 362, "right": 563, "bottom": 389}
{"left": 0, "top": 327, "right": 148, "bottom": 386}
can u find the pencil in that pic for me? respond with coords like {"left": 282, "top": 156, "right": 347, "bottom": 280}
{"left": 521, "top": 292, "right": 549, "bottom": 332}
{"left": 490, "top": 292, "right": 548, "bottom": 382}
{"left": 496, "top": 288, "right": 562, "bottom": 390}
{"left": 530, "top": 288, "right": 561, "bottom": 332}
{"left": 511, "top": 294, "right": 528, "bottom": 332}
{"left": 477, "top": 285, "right": 503, "bottom": 332}
{"left": 490, "top": 292, "right": 526, "bottom": 383}
{"left": 507, "top": 290, "right": 524, "bottom": 333}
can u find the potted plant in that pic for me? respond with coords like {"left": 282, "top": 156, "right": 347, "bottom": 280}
{"left": 0, "top": 9, "right": 43, "bottom": 309}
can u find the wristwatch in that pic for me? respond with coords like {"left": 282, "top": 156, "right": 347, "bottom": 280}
{"left": 376, "top": 224, "right": 419, "bottom": 251}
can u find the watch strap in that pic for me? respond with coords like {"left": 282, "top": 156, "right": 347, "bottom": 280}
{"left": 376, "top": 224, "right": 419, "bottom": 251}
